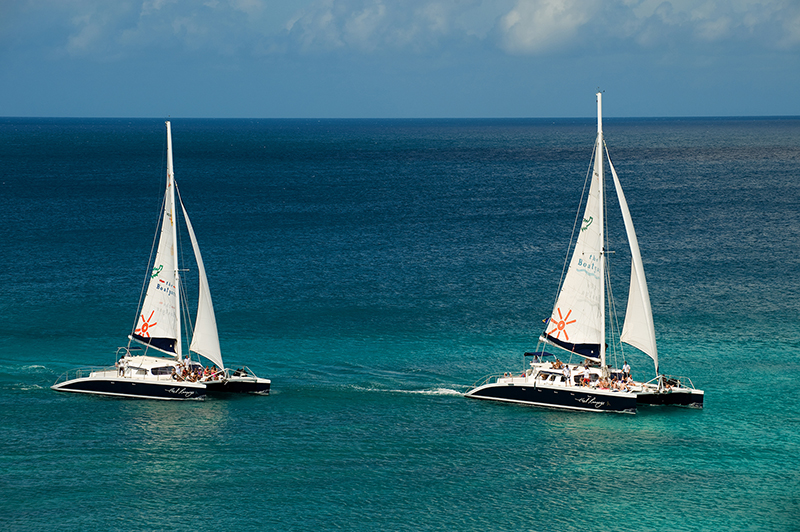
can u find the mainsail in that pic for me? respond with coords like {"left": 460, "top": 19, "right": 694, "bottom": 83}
{"left": 543, "top": 134, "right": 605, "bottom": 361}
{"left": 132, "top": 178, "right": 179, "bottom": 355}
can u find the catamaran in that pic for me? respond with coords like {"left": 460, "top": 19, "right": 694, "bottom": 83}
{"left": 52, "top": 122, "right": 270, "bottom": 400}
{"left": 465, "top": 93, "right": 703, "bottom": 413}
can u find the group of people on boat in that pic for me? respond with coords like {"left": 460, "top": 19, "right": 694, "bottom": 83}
{"left": 538, "top": 357, "right": 636, "bottom": 391}
{"left": 592, "top": 373, "right": 635, "bottom": 391}
{"left": 171, "top": 362, "right": 221, "bottom": 383}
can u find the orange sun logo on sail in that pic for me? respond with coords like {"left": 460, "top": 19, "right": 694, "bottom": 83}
{"left": 549, "top": 308, "right": 576, "bottom": 341}
{"left": 136, "top": 310, "right": 157, "bottom": 338}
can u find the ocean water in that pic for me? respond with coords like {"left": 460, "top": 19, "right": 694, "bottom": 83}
{"left": 1, "top": 116, "right": 799, "bottom": 531}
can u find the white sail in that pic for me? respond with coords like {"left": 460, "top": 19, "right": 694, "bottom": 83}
{"left": 133, "top": 176, "right": 179, "bottom": 355}
{"left": 544, "top": 136, "right": 605, "bottom": 361}
{"left": 181, "top": 199, "right": 224, "bottom": 369}
{"left": 607, "top": 154, "right": 659, "bottom": 372}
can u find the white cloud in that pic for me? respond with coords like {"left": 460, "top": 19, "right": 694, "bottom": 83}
{"left": 695, "top": 14, "right": 733, "bottom": 42}
{"left": 498, "top": 0, "right": 600, "bottom": 54}
{"left": 778, "top": 7, "right": 800, "bottom": 47}
{"left": 66, "top": 13, "right": 104, "bottom": 55}
{"left": 342, "top": 2, "right": 388, "bottom": 50}
{"left": 62, "top": 3, "right": 135, "bottom": 58}
{"left": 4, "top": 0, "right": 799, "bottom": 62}
{"left": 492, "top": 0, "right": 800, "bottom": 54}
{"left": 281, "top": 0, "right": 800, "bottom": 56}
{"left": 231, "top": 0, "right": 264, "bottom": 16}
{"left": 283, "top": 0, "right": 496, "bottom": 53}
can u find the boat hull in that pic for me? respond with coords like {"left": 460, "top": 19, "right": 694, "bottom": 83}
{"left": 205, "top": 376, "right": 271, "bottom": 395}
{"left": 637, "top": 389, "right": 704, "bottom": 408}
{"left": 52, "top": 375, "right": 206, "bottom": 400}
{"left": 465, "top": 381, "right": 637, "bottom": 414}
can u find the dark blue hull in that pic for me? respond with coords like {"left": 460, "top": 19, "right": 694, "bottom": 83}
{"left": 466, "top": 382, "right": 637, "bottom": 413}
{"left": 637, "top": 389, "right": 704, "bottom": 407}
{"left": 52, "top": 377, "right": 205, "bottom": 400}
{"left": 205, "top": 378, "right": 270, "bottom": 395}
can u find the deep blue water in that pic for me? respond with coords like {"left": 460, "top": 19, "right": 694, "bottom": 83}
{"left": 1, "top": 116, "right": 799, "bottom": 531}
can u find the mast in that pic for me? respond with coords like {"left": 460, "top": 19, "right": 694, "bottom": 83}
{"left": 596, "top": 92, "right": 606, "bottom": 371}
{"left": 166, "top": 121, "right": 182, "bottom": 361}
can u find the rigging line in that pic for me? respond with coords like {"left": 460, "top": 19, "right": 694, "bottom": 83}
{"left": 601, "top": 136, "right": 626, "bottom": 369}
{"left": 605, "top": 250, "right": 625, "bottom": 370}
{"left": 601, "top": 136, "right": 612, "bottom": 368}
{"left": 178, "top": 273, "right": 195, "bottom": 361}
{"left": 174, "top": 183, "right": 196, "bottom": 360}
{"left": 176, "top": 183, "right": 186, "bottom": 294}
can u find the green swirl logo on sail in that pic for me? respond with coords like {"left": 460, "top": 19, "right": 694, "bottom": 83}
{"left": 581, "top": 216, "right": 593, "bottom": 231}
{"left": 151, "top": 265, "right": 163, "bottom": 278}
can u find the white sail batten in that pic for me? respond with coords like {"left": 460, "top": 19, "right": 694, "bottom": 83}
{"left": 607, "top": 153, "right": 659, "bottom": 372}
{"left": 180, "top": 198, "right": 224, "bottom": 369}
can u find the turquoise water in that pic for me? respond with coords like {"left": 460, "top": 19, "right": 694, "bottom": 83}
{"left": 1, "top": 117, "right": 799, "bottom": 531}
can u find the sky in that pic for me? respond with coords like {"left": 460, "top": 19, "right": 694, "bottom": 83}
{"left": 1, "top": 0, "right": 799, "bottom": 118}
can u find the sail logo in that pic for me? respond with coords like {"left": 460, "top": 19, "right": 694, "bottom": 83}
{"left": 581, "top": 216, "right": 593, "bottom": 231}
{"left": 155, "top": 282, "right": 175, "bottom": 297}
{"left": 577, "top": 256, "right": 600, "bottom": 279}
{"left": 136, "top": 310, "right": 157, "bottom": 338}
{"left": 548, "top": 308, "right": 576, "bottom": 341}
{"left": 151, "top": 265, "right": 163, "bottom": 278}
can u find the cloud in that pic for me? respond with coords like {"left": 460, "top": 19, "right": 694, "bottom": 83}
{"left": 497, "top": 0, "right": 597, "bottom": 54}
{"left": 3, "top": 0, "right": 799, "bottom": 63}
{"left": 56, "top": 3, "right": 137, "bottom": 58}
{"left": 778, "top": 7, "right": 800, "bottom": 47}
{"left": 283, "top": 0, "right": 489, "bottom": 53}
{"left": 66, "top": 13, "right": 107, "bottom": 55}
{"left": 281, "top": 0, "right": 800, "bottom": 57}
{"left": 491, "top": 0, "right": 800, "bottom": 54}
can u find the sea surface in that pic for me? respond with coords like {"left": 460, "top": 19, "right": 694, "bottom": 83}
{"left": 1, "top": 116, "right": 799, "bottom": 531}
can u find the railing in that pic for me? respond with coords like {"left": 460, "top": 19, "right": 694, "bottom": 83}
{"left": 642, "top": 374, "right": 697, "bottom": 390}
{"left": 53, "top": 361, "right": 268, "bottom": 386}
{"left": 469, "top": 374, "right": 505, "bottom": 389}
{"left": 52, "top": 366, "right": 115, "bottom": 386}
{"left": 123, "top": 363, "right": 184, "bottom": 381}
{"left": 226, "top": 366, "right": 263, "bottom": 379}
{"left": 53, "top": 364, "right": 188, "bottom": 385}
